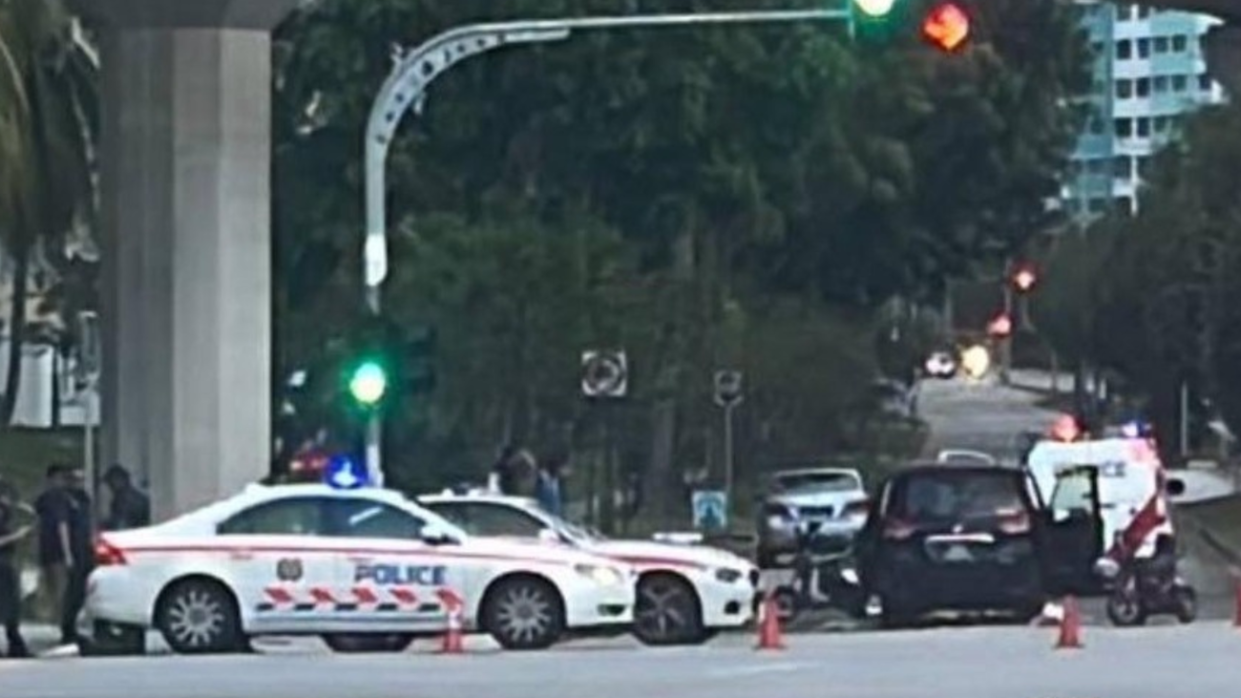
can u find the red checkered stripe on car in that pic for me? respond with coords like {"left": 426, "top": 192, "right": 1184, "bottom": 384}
{"left": 256, "top": 586, "right": 464, "bottom": 613}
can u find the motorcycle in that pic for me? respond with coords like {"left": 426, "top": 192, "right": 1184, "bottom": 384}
{"left": 768, "top": 522, "right": 867, "bottom": 623}
{"left": 1095, "top": 536, "right": 1197, "bottom": 627}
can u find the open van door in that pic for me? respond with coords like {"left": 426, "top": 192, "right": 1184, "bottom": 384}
{"left": 1041, "top": 465, "right": 1105, "bottom": 596}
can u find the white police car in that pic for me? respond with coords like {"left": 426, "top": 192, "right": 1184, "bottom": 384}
{"left": 420, "top": 492, "right": 759, "bottom": 646}
{"left": 84, "top": 479, "right": 635, "bottom": 655}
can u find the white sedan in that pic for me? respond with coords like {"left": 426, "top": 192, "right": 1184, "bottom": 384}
{"left": 420, "top": 492, "right": 759, "bottom": 646}
{"left": 84, "top": 483, "right": 635, "bottom": 655}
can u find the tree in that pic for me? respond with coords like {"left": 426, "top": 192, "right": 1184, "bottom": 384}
{"left": 0, "top": 0, "right": 97, "bottom": 425}
{"left": 270, "top": 0, "right": 1093, "bottom": 518}
{"left": 1033, "top": 102, "right": 1241, "bottom": 457}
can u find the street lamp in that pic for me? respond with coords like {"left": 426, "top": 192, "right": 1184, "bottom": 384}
{"left": 359, "top": 3, "right": 863, "bottom": 485}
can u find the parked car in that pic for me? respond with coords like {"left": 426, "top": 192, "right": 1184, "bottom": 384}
{"left": 420, "top": 492, "right": 758, "bottom": 647}
{"left": 935, "top": 449, "right": 998, "bottom": 466}
{"left": 853, "top": 464, "right": 1047, "bottom": 628}
{"left": 756, "top": 467, "right": 870, "bottom": 568}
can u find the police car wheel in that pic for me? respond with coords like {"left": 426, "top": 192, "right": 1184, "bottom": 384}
{"left": 155, "top": 579, "right": 243, "bottom": 654}
{"left": 633, "top": 573, "right": 706, "bottom": 646}
{"left": 322, "top": 634, "right": 414, "bottom": 653}
{"left": 482, "top": 576, "right": 565, "bottom": 651}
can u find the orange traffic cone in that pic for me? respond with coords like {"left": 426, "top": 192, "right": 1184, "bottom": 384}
{"left": 1054, "top": 596, "right": 1083, "bottom": 650}
{"left": 439, "top": 603, "right": 465, "bottom": 654}
{"left": 755, "top": 592, "right": 785, "bottom": 651}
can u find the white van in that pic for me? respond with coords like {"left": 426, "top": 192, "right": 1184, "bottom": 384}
{"left": 1025, "top": 437, "right": 1184, "bottom": 593}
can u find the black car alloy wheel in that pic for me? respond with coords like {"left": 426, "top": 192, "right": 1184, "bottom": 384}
{"left": 634, "top": 574, "right": 706, "bottom": 646}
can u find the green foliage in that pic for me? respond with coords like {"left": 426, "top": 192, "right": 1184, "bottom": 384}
{"left": 0, "top": 0, "right": 98, "bottom": 425}
{"left": 1033, "top": 104, "right": 1241, "bottom": 456}
{"left": 271, "top": 0, "right": 1092, "bottom": 512}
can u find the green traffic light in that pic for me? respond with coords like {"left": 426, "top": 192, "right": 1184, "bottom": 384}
{"left": 854, "top": 0, "right": 897, "bottom": 17}
{"left": 349, "top": 361, "right": 388, "bottom": 405}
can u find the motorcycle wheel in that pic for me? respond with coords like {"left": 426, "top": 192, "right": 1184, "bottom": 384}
{"left": 1173, "top": 587, "right": 1198, "bottom": 624}
{"left": 1106, "top": 593, "right": 1147, "bottom": 627}
{"left": 773, "top": 587, "right": 799, "bottom": 623}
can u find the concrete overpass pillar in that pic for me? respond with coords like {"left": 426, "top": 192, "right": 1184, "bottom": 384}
{"left": 76, "top": 0, "right": 300, "bottom": 520}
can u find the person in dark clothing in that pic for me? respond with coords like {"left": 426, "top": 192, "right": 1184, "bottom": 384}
{"left": 0, "top": 479, "right": 32, "bottom": 658}
{"left": 61, "top": 469, "right": 93, "bottom": 644}
{"left": 489, "top": 445, "right": 520, "bottom": 495}
{"left": 101, "top": 465, "right": 150, "bottom": 531}
{"left": 34, "top": 465, "right": 73, "bottom": 635}
{"left": 534, "top": 453, "right": 568, "bottom": 517}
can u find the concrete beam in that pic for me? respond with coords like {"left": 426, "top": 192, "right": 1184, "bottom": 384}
{"left": 78, "top": 0, "right": 300, "bottom": 519}
{"left": 73, "top": 0, "right": 302, "bottom": 30}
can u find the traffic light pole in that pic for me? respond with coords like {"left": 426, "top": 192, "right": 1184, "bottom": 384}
{"left": 361, "top": 5, "right": 857, "bottom": 485}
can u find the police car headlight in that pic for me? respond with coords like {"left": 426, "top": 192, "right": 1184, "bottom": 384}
{"left": 575, "top": 564, "right": 624, "bottom": 586}
{"left": 715, "top": 568, "right": 744, "bottom": 584}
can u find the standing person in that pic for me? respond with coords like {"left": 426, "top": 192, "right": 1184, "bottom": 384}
{"left": 34, "top": 465, "right": 73, "bottom": 634}
{"left": 101, "top": 465, "right": 150, "bottom": 531}
{"left": 0, "top": 479, "right": 32, "bottom": 658}
{"left": 488, "top": 445, "right": 518, "bottom": 495}
{"left": 62, "top": 469, "right": 93, "bottom": 645}
{"left": 534, "top": 453, "right": 567, "bottom": 516}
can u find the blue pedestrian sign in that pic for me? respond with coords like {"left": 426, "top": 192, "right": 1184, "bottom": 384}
{"left": 692, "top": 490, "right": 728, "bottom": 531}
{"left": 324, "top": 454, "right": 367, "bottom": 490}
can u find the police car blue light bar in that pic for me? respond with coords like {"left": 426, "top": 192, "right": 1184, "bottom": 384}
{"left": 325, "top": 455, "right": 367, "bottom": 490}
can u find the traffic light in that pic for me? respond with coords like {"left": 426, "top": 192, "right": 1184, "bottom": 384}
{"left": 1011, "top": 264, "right": 1037, "bottom": 293}
{"left": 921, "top": 2, "right": 971, "bottom": 52}
{"left": 853, "top": 0, "right": 898, "bottom": 17}
{"left": 404, "top": 325, "right": 437, "bottom": 395}
{"left": 987, "top": 312, "right": 1012, "bottom": 339}
{"left": 347, "top": 357, "right": 388, "bottom": 408}
{"left": 341, "top": 317, "right": 437, "bottom": 412}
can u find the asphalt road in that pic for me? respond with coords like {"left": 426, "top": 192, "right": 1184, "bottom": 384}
{"left": 917, "top": 374, "right": 1055, "bottom": 461}
{"left": 3, "top": 623, "right": 1240, "bottom": 698}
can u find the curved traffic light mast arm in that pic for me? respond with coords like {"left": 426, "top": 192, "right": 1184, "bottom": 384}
{"left": 362, "top": 6, "right": 857, "bottom": 313}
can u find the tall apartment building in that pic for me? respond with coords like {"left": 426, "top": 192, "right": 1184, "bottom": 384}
{"left": 1064, "top": 3, "right": 1227, "bottom": 221}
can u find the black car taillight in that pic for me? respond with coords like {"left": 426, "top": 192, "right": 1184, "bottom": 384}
{"left": 997, "top": 510, "right": 1031, "bottom": 535}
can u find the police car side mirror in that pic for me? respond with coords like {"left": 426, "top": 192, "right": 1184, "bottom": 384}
{"left": 537, "top": 528, "right": 562, "bottom": 544}
{"left": 420, "top": 526, "right": 459, "bottom": 546}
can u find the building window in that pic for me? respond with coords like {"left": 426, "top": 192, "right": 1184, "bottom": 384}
{"left": 1115, "top": 118, "right": 1133, "bottom": 137}
{"left": 1116, "top": 196, "right": 1135, "bottom": 213}
{"left": 1154, "top": 36, "right": 1170, "bottom": 54}
{"left": 1113, "top": 157, "right": 1131, "bottom": 179}
{"left": 1173, "top": 75, "right": 1188, "bottom": 92}
{"left": 1137, "top": 38, "right": 1151, "bottom": 58}
{"left": 1088, "top": 118, "right": 1105, "bottom": 135}
{"left": 1153, "top": 76, "right": 1168, "bottom": 93}
{"left": 1172, "top": 35, "right": 1188, "bottom": 53}
{"left": 1200, "top": 74, "right": 1214, "bottom": 91}
{"left": 1154, "top": 116, "right": 1170, "bottom": 133}
{"left": 1116, "top": 40, "right": 1132, "bottom": 60}
{"left": 1088, "top": 198, "right": 1107, "bottom": 214}
{"left": 1136, "top": 118, "right": 1151, "bottom": 137}
{"left": 1136, "top": 5, "right": 1150, "bottom": 19}
{"left": 1116, "top": 80, "right": 1133, "bottom": 99}
{"left": 1135, "top": 77, "right": 1150, "bottom": 97}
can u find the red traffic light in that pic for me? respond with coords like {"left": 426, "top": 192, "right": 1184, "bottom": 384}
{"left": 1012, "top": 266, "right": 1037, "bottom": 293}
{"left": 987, "top": 313, "right": 1012, "bottom": 338}
{"left": 922, "top": 2, "right": 970, "bottom": 52}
